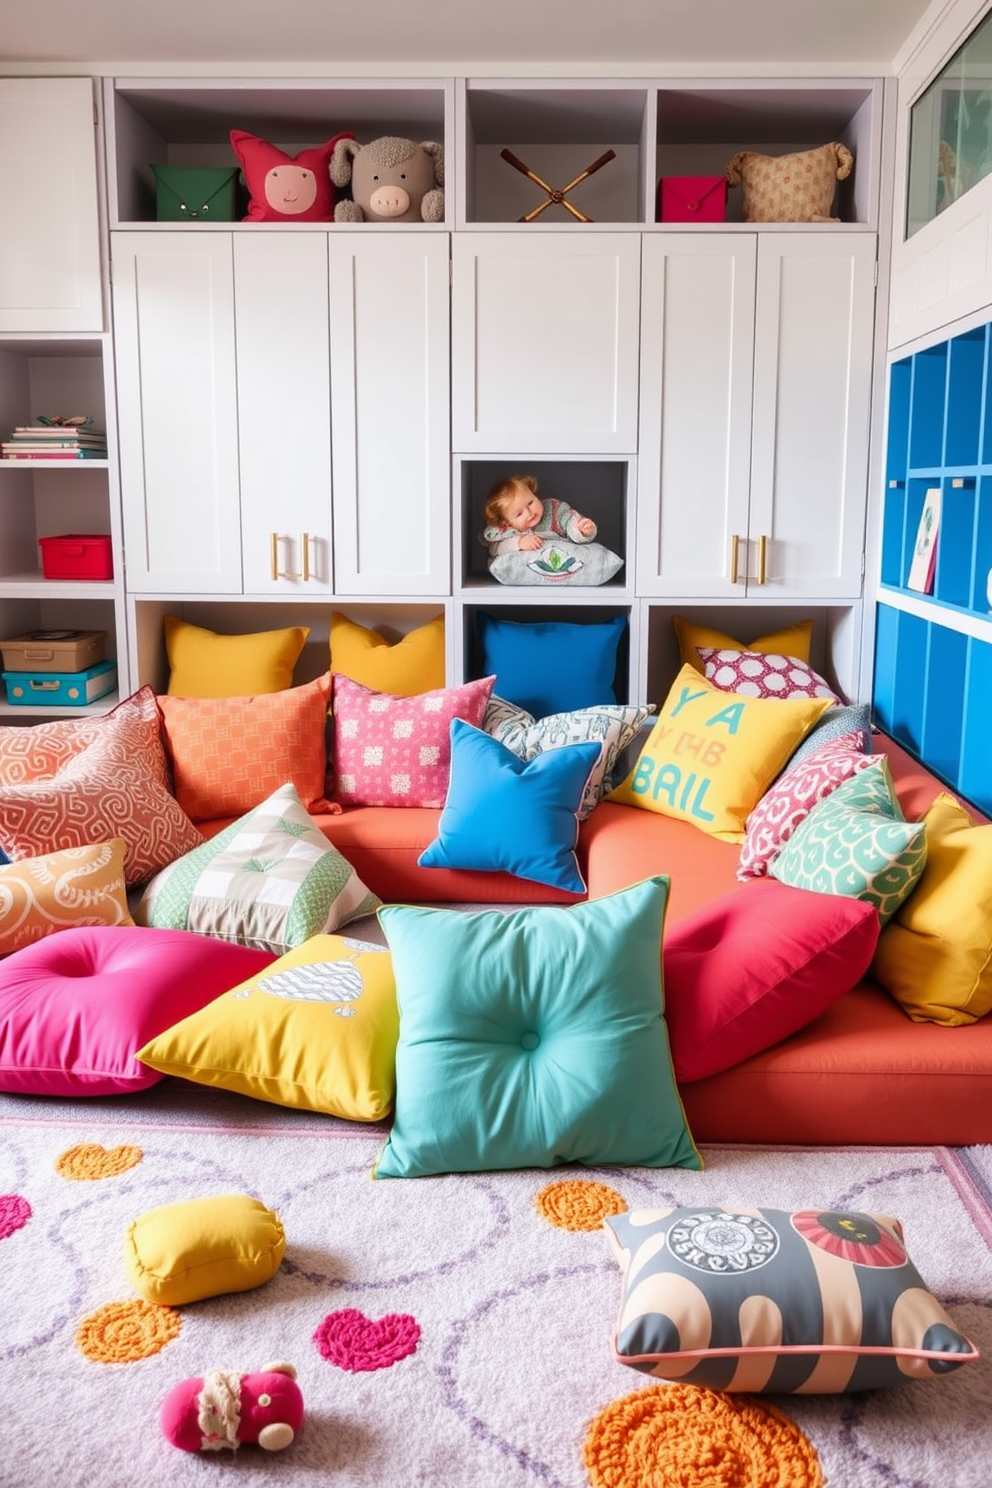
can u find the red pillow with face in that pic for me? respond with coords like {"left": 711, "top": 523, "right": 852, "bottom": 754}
{"left": 230, "top": 129, "right": 354, "bottom": 222}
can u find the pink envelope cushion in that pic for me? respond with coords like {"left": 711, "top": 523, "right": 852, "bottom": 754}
{"left": 0, "top": 925, "right": 274, "bottom": 1097}
{"left": 662, "top": 879, "right": 880, "bottom": 1083}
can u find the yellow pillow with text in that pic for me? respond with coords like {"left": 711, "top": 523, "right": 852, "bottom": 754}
{"left": 607, "top": 665, "right": 833, "bottom": 842}
{"left": 330, "top": 612, "right": 445, "bottom": 695}
{"left": 873, "top": 792, "right": 992, "bottom": 1026}
{"left": 673, "top": 616, "right": 813, "bottom": 674}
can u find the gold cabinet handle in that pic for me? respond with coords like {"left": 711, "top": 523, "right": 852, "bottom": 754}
{"left": 730, "top": 533, "right": 741, "bottom": 584}
{"left": 302, "top": 533, "right": 311, "bottom": 582}
{"left": 757, "top": 533, "right": 768, "bottom": 585}
{"left": 270, "top": 532, "right": 279, "bottom": 582}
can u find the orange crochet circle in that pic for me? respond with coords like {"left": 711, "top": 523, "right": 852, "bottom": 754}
{"left": 76, "top": 1300, "right": 181, "bottom": 1364}
{"left": 55, "top": 1143, "right": 143, "bottom": 1181}
{"left": 584, "top": 1383, "right": 823, "bottom": 1488}
{"left": 534, "top": 1179, "right": 627, "bottom": 1232}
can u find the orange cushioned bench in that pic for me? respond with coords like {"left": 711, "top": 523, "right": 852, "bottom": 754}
{"left": 200, "top": 734, "right": 992, "bottom": 1148}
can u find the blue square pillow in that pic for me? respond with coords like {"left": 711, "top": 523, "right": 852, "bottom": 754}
{"left": 477, "top": 612, "right": 627, "bottom": 718}
{"left": 418, "top": 719, "right": 600, "bottom": 894}
{"left": 373, "top": 876, "right": 701, "bottom": 1178}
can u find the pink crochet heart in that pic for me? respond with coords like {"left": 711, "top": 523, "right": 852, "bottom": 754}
{"left": 313, "top": 1307, "right": 420, "bottom": 1372}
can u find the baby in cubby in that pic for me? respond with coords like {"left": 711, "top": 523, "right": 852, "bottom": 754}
{"left": 480, "top": 473, "right": 597, "bottom": 557}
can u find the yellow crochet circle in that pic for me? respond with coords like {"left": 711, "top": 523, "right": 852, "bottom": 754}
{"left": 583, "top": 1383, "right": 823, "bottom": 1488}
{"left": 76, "top": 1299, "right": 181, "bottom": 1364}
{"left": 55, "top": 1143, "right": 143, "bottom": 1181}
{"left": 534, "top": 1179, "right": 627, "bottom": 1232}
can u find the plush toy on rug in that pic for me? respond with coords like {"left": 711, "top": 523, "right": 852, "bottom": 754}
{"left": 160, "top": 1361, "right": 304, "bottom": 1452}
{"left": 330, "top": 135, "right": 444, "bottom": 222}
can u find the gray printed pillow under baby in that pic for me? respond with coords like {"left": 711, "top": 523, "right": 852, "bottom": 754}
{"left": 488, "top": 540, "right": 623, "bottom": 587}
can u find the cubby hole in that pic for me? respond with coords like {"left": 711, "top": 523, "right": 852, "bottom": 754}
{"left": 960, "top": 635, "right": 992, "bottom": 816}
{"left": 643, "top": 603, "right": 851, "bottom": 708}
{"left": 0, "top": 342, "right": 111, "bottom": 583}
{"left": 944, "top": 326, "right": 986, "bottom": 467}
{"left": 460, "top": 601, "right": 634, "bottom": 707}
{"left": 879, "top": 478, "right": 908, "bottom": 589}
{"left": 908, "top": 343, "right": 948, "bottom": 470}
{"left": 654, "top": 82, "right": 878, "bottom": 225}
{"left": 106, "top": 79, "right": 449, "bottom": 227}
{"left": 131, "top": 598, "right": 449, "bottom": 696}
{"left": 455, "top": 457, "right": 629, "bottom": 592}
{"left": 461, "top": 83, "right": 647, "bottom": 226}
{"left": 902, "top": 478, "right": 939, "bottom": 590}
{"left": 872, "top": 604, "right": 927, "bottom": 755}
{"left": 885, "top": 356, "right": 911, "bottom": 489}
{"left": 920, "top": 624, "right": 967, "bottom": 788}
{"left": 973, "top": 477, "right": 992, "bottom": 613}
{"left": 0, "top": 594, "right": 120, "bottom": 716}
{"left": 932, "top": 477, "right": 977, "bottom": 608}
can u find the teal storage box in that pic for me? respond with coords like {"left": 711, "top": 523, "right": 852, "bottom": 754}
{"left": 3, "top": 659, "right": 117, "bottom": 707}
{"left": 151, "top": 164, "right": 240, "bottom": 221}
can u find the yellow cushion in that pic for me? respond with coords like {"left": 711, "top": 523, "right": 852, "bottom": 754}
{"left": 607, "top": 664, "right": 832, "bottom": 843}
{"left": 873, "top": 792, "right": 992, "bottom": 1026}
{"left": 164, "top": 616, "right": 309, "bottom": 697}
{"left": 673, "top": 616, "right": 813, "bottom": 674}
{"left": 0, "top": 840, "right": 133, "bottom": 954}
{"left": 137, "top": 933, "right": 399, "bottom": 1120}
{"left": 124, "top": 1194, "right": 285, "bottom": 1305}
{"left": 330, "top": 612, "right": 445, "bottom": 695}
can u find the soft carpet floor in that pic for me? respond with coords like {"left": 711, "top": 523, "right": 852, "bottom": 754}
{"left": 1, "top": 1103, "right": 990, "bottom": 1488}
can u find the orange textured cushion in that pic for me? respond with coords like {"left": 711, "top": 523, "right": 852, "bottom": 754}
{"left": 0, "top": 687, "right": 169, "bottom": 788}
{"left": 157, "top": 673, "right": 333, "bottom": 823}
{"left": 0, "top": 839, "right": 133, "bottom": 954}
{"left": 0, "top": 690, "right": 203, "bottom": 886}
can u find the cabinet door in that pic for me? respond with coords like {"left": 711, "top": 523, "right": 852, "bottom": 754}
{"left": 451, "top": 232, "right": 641, "bottom": 454}
{"left": 112, "top": 234, "right": 242, "bottom": 593}
{"left": 637, "top": 234, "right": 757, "bottom": 597}
{"left": 0, "top": 79, "right": 102, "bottom": 334}
{"left": 236, "top": 235, "right": 333, "bottom": 595}
{"left": 749, "top": 234, "right": 877, "bottom": 599}
{"left": 329, "top": 233, "right": 450, "bottom": 595}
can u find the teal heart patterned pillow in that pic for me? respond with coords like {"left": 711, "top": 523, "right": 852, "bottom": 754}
{"left": 768, "top": 758, "right": 926, "bottom": 924}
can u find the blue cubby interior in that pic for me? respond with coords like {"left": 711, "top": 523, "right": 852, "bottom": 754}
{"left": 908, "top": 343, "right": 948, "bottom": 469}
{"left": 873, "top": 602, "right": 991, "bottom": 817}
{"left": 886, "top": 355, "right": 912, "bottom": 486}
{"left": 933, "top": 477, "right": 976, "bottom": 606}
{"left": 975, "top": 476, "right": 992, "bottom": 612}
{"left": 944, "top": 326, "right": 986, "bottom": 466}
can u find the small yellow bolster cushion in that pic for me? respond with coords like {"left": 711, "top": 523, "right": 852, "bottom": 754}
{"left": 124, "top": 1194, "right": 285, "bottom": 1305}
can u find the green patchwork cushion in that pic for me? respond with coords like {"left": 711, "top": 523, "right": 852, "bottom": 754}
{"left": 768, "top": 759, "right": 926, "bottom": 924}
{"left": 136, "top": 782, "right": 380, "bottom": 954}
{"left": 373, "top": 876, "right": 701, "bottom": 1178}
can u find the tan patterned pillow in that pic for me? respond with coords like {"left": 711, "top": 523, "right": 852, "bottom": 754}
{"left": 0, "top": 840, "right": 133, "bottom": 955}
{"left": 725, "top": 142, "right": 853, "bottom": 223}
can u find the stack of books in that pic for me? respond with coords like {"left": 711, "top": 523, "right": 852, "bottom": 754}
{"left": 1, "top": 417, "right": 108, "bottom": 461}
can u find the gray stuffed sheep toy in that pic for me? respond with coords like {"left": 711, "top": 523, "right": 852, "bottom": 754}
{"left": 330, "top": 136, "right": 445, "bottom": 223}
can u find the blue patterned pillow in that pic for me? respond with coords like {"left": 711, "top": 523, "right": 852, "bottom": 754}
{"left": 784, "top": 702, "right": 872, "bottom": 771}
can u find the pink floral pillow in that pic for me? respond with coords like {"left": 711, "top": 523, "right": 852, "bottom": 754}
{"left": 737, "top": 730, "right": 873, "bottom": 880}
{"left": 331, "top": 674, "right": 495, "bottom": 808}
{"left": 697, "top": 646, "right": 840, "bottom": 703}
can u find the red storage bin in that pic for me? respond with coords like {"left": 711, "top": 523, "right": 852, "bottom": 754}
{"left": 38, "top": 534, "right": 114, "bottom": 581}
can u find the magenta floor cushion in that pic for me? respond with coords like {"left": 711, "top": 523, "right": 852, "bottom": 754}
{"left": 0, "top": 924, "right": 274, "bottom": 1097}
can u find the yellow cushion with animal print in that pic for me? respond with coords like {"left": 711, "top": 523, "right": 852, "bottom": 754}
{"left": 137, "top": 933, "right": 398, "bottom": 1120}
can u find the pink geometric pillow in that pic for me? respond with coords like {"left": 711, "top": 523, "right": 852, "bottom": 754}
{"left": 0, "top": 686, "right": 168, "bottom": 787}
{"left": 331, "top": 674, "right": 495, "bottom": 808}
{"left": 697, "top": 646, "right": 840, "bottom": 702}
{"left": 737, "top": 730, "right": 874, "bottom": 880}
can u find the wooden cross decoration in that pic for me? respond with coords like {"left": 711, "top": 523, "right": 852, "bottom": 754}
{"left": 499, "top": 147, "right": 617, "bottom": 222}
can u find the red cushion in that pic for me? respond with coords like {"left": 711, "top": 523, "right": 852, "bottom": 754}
{"left": 0, "top": 925, "right": 274, "bottom": 1097}
{"left": 230, "top": 129, "right": 353, "bottom": 222}
{"left": 663, "top": 879, "right": 879, "bottom": 1083}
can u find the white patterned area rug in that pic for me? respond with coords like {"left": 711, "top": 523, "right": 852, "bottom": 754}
{"left": 1, "top": 1111, "right": 990, "bottom": 1488}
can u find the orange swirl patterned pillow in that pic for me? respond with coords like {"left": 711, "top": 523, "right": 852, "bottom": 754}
{"left": 0, "top": 693, "right": 202, "bottom": 887}
{"left": 0, "top": 839, "right": 133, "bottom": 955}
{"left": 156, "top": 672, "right": 333, "bottom": 823}
{"left": 0, "top": 686, "right": 168, "bottom": 788}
